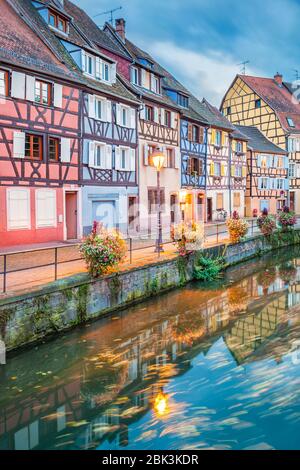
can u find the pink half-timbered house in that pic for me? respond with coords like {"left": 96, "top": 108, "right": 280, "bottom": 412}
{"left": 0, "top": 0, "right": 81, "bottom": 248}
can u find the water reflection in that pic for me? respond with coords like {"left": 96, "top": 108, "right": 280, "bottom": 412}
{"left": 1, "top": 248, "right": 300, "bottom": 450}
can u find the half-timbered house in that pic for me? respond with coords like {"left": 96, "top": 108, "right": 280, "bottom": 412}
{"left": 27, "top": 0, "right": 140, "bottom": 237}
{"left": 202, "top": 100, "right": 247, "bottom": 221}
{"left": 0, "top": 0, "right": 81, "bottom": 247}
{"left": 104, "top": 21, "right": 182, "bottom": 237}
{"left": 235, "top": 125, "right": 288, "bottom": 216}
{"left": 221, "top": 73, "right": 300, "bottom": 213}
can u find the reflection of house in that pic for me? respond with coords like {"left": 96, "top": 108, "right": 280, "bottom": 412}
{"left": 224, "top": 292, "right": 288, "bottom": 364}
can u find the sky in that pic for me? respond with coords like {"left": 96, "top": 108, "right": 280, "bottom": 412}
{"left": 73, "top": 0, "right": 300, "bottom": 106}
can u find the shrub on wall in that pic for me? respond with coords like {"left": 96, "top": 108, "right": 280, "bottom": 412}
{"left": 194, "top": 255, "right": 225, "bottom": 282}
{"left": 80, "top": 221, "right": 127, "bottom": 277}
{"left": 277, "top": 206, "right": 297, "bottom": 232}
{"left": 226, "top": 211, "right": 248, "bottom": 244}
{"left": 257, "top": 209, "right": 276, "bottom": 236}
{"left": 171, "top": 221, "right": 204, "bottom": 256}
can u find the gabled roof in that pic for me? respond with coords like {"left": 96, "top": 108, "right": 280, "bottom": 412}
{"left": 7, "top": 0, "right": 139, "bottom": 104}
{"left": 235, "top": 125, "right": 287, "bottom": 154}
{"left": 229, "top": 74, "right": 300, "bottom": 134}
{"left": 201, "top": 98, "right": 235, "bottom": 131}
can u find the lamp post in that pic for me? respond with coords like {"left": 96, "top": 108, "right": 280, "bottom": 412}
{"left": 179, "top": 190, "right": 187, "bottom": 221}
{"left": 151, "top": 147, "right": 165, "bottom": 253}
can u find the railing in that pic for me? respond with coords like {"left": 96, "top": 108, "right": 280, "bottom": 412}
{"left": 0, "top": 219, "right": 263, "bottom": 295}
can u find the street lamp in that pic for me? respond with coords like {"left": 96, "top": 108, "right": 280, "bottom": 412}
{"left": 179, "top": 190, "right": 187, "bottom": 221}
{"left": 151, "top": 147, "right": 165, "bottom": 253}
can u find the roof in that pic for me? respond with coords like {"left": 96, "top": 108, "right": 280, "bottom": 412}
{"left": 7, "top": 0, "right": 139, "bottom": 104}
{"left": 0, "top": 0, "right": 74, "bottom": 80}
{"left": 201, "top": 98, "right": 235, "bottom": 131}
{"left": 236, "top": 74, "right": 300, "bottom": 134}
{"left": 235, "top": 125, "right": 287, "bottom": 154}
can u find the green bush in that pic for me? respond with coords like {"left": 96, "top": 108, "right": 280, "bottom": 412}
{"left": 194, "top": 255, "right": 225, "bottom": 282}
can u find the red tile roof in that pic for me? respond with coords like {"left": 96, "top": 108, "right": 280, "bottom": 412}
{"left": 241, "top": 74, "right": 300, "bottom": 133}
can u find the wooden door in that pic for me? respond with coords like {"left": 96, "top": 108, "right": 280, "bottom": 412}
{"left": 207, "top": 198, "right": 213, "bottom": 222}
{"left": 65, "top": 192, "right": 78, "bottom": 240}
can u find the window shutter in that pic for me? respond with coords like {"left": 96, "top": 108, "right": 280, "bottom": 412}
{"left": 285, "top": 156, "right": 289, "bottom": 169}
{"left": 210, "top": 162, "right": 214, "bottom": 175}
{"left": 154, "top": 107, "right": 159, "bottom": 123}
{"left": 258, "top": 177, "right": 262, "bottom": 190}
{"left": 221, "top": 164, "right": 226, "bottom": 176}
{"left": 171, "top": 112, "right": 176, "bottom": 129}
{"left": 163, "top": 146, "right": 168, "bottom": 167}
{"left": 110, "top": 63, "right": 117, "bottom": 84}
{"left": 257, "top": 155, "right": 261, "bottom": 167}
{"left": 211, "top": 129, "right": 216, "bottom": 145}
{"left": 81, "top": 50, "right": 86, "bottom": 72}
{"left": 54, "top": 83, "right": 63, "bottom": 108}
{"left": 95, "top": 57, "right": 102, "bottom": 79}
{"left": 140, "top": 105, "right": 146, "bottom": 120}
{"left": 26, "top": 75, "right": 36, "bottom": 102}
{"left": 273, "top": 155, "right": 278, "bottom": 168}
{"left": 285, "top": 178, "right": 289, "bottom": 190}
{"left": 105, "top": 144, "right": 112, "bottom": 169}
{"left": 221, "top": 132, "right": 226, "bottom": 147}
{"left": 188, "top": 124, "right": 193, "bottom": 141}
{"left": 231, "top": 165, "right": 235, "bottom": 177}
{"left": 11, "top": 72, "right": 26, "bottom": 100}
{"left": 60, "top": 138, "right": 71, "bottom": 163}
{"left": 130, "top": 108, "right": 136, "bottom": 129}
{"left": 175, "top": 148, "right": 180, "bottom": 169}
{"left": 199, "top": 127, "right": 204, "bottom": 143}
{"left": 129, "top": 148, "right": 136, "bottom": 171}
{"left": 88, "top": 141, "right": 95, "bottom": 167}
{"left": 106, "top": 100, "right": 112, "bottom": 123}
{"left": 7, "top": 188, "right": 31, "bottom": 230}
{"left": 144, "top": 143, "right": 149, "bottom": 166}
{"left": 141, "top": 69, "right": 147, "bottom": 87}
{"left": 116, "top": 104, "right": 121, "bottom": 125}
{"left": 243, "top": 141, "right": 247, "bottom": 153}
{"left": 115, "top": 146, "right": 121, "bottom": 170}
{"left": 88, "top": 95, "right": 95, "bottom": 119}
{"left": 242, "top": 166, "right": 247, "bottom": 178}
{"left": 36, "top": 190, "right": 56, "bottom": 228}
{"left": 13, "top": 131, "right": 25, "bottom": 159}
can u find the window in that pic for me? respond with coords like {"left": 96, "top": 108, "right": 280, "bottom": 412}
{"left": 215, "top": 130, "right": 222, "bottom": 147}
{"left": 94, "top": 144, "right": 105, "bottom": 168}
{"left": 102, "top": 62, "right": 110, "bottom": 82}
{"left": 289, "top": 163, "right": 296, "bottom": 178}
{"left": 260, "top": 200, "right": 269, "bottom": 212}
{"left": 277, "top": 156, "right": 283, "bottom": 168}
{"left": 287, "top": 117, "right": 295, "bottom": 128}
{"left": 7, "top": 188, "right": 30, "bottom": 230}
{"left": 145, "top": 105, "right": 154, "bottom": 121}
{"left": 25, "top": 134, "right": 43, "bottom": 160}
{"left": 192, "top": 125, "right": 199, "bottom": 143}
{"left": 189, "top": 157, "right": 203, "bottom": 175}
{"left": 49, "top": 137, "right": 60, "bottom": 161}
{"left": 95, "top": 98, "right": 103, "bottom": 120}
{"left": 277, "top": 179, "right": 284, "bottom": 190}
{"left": 227, "top": 106, "right": 231, "bottom": 115}
{"left": 34, "top": 80, "right": 52, "bottom": 105}
{"left": 288, "top": 138, "right": 300, "bottom": 152}
{"left": 259, "top": 178, "right": 268, "bottom": 190}
{"left": 86, "top": 54, "right": 94, "bottom": 75}
{"left": 255, "top": 99, "right": 261, "bottom": 109}
{"left": 177, "top": 93, "right": 189, "bottom": 108}
{"left": 48, "top": 10, "right": 67, "bottom": 33}
{"left": 236, "top": 141, "right": 242, "bottom": 153}
{"left": 260, "top": 155, "right": 268, "bottom": 168}
{"left": 131, "top": 67, "right": 140, "bottom": 85}
{"left": 164, "top": 110, "right": 171, "bottom": 127}
{"left": 120, "top": 148, "right": 127, "bottom": 170}
{"left": 148, "top": 189, "right": 165, "bottom": 214}
{"left": 235, "top": 166, "right": 242, "bottom": 177}
{"left": 120, "top": 106, "right": 129, "bottom": 127}
{"left": 214, "top": 162, "right": 221, "bottom": 177}
{"left": 152, "top": 76, "right": 160, "bottom": 94}
{"left": 36, "top": 189, "right": 56, "bottom": 228}
{"left": 166, "top": 148, "right": 175, "bottom": 168}
{"left": 0, "top": 69, "right": 9, "bottom": 96}
{"left": 233, "top": 192, "right": 241, "bottom": 207}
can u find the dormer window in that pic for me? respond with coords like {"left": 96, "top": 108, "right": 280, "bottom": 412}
{"left": 151, "top": 74, "right": 160, "bottom": 94}
{"left": 48, "top": 9, "right": 68, "bottom": 34}
{"left": 178, "top": 93, "right": 189, "bottom": 108}
{"left": 82, "top": 51, "right": 115, "bottom": 84}
{"left": 139, "top": 58, "right": 153, "bottom": 69}
{"left": 131, "top": 67, "right": 140, "bottom": 86}
{"left": 287, "top": 117, "right": 295, "bottom": 128}
{"left": 236, "top": 141, "right": 242, "bottom": 153}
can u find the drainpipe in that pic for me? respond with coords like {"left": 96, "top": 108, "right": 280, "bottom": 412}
{"left": 204, "top": 126, "right": 209, "bottom": 223}
{"left": 229, "top": 134, "right": 232, "bottom": 216}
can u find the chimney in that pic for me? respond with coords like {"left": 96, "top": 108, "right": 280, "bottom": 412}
{"left": 115, "top": 18, "right": 126, "bottom": 42}
{"left": 274, "top": 72, "right": 283, "bottom": 86}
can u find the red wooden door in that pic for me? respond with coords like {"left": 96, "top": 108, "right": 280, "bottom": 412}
{"left": 65, "top": 192, "right": 78, "bottom": 240}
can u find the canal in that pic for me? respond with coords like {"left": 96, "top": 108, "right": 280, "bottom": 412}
{"left": 1, "top": 247, "right": 300, "bottom": 450}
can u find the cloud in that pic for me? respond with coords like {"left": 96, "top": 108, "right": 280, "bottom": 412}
{"left": 137, "top": 40, "right": 261, "bottom": 106}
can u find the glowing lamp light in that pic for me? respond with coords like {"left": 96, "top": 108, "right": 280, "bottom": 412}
{"left": 154, "top": 392, "right": 169, "bottom": 417}
{"left": 151, "top": 148, "right": 165, "bottom": 171}
{"left": 179, "top": 190, "right": 187, "bottom": 205}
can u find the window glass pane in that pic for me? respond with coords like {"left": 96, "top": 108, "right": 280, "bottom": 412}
{"left": 0, "top": 71, "right": 7, "bottom": 96}
{"left": 49, "top": 14, "right": 55, "bottom": 26}
{"left": 95, "top": 100, "right": 102, "bottom": 119}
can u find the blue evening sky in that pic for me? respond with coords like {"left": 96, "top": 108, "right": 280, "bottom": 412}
{"left": 73, "top": 0, "right": 300, "bottom": 105}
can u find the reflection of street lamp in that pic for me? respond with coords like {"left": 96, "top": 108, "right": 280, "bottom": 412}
{"left": 179, "top": 190, "right": 187, "bottom": 221}
{"left": 151, "top": 147, "right": 165, "bottom": 253}
{"left": 154, "top": 391, "right": 169, "bottom": 417}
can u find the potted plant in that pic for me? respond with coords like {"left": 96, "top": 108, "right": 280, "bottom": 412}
{"left": 80, "top": 221, "right": 127, "bottom": 277}
{"left": 277, "top": 206, "right": 297, "bottom": 232}
{"left": 257, "top": 209, "right": 276, "bottom": 236}
{"left": 226, "top": 211, "right": 249, "bottom": 244}
{"left": 171, "top": 221, "right": 204, "bottom": 256}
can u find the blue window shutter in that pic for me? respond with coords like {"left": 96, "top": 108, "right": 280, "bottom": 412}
{"left": 257, "top": 155, "right": 261, "bottom": 167}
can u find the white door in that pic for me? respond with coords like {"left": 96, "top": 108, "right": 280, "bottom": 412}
{"left": 92, "top": 201, "right": 116, "bottom": 229}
